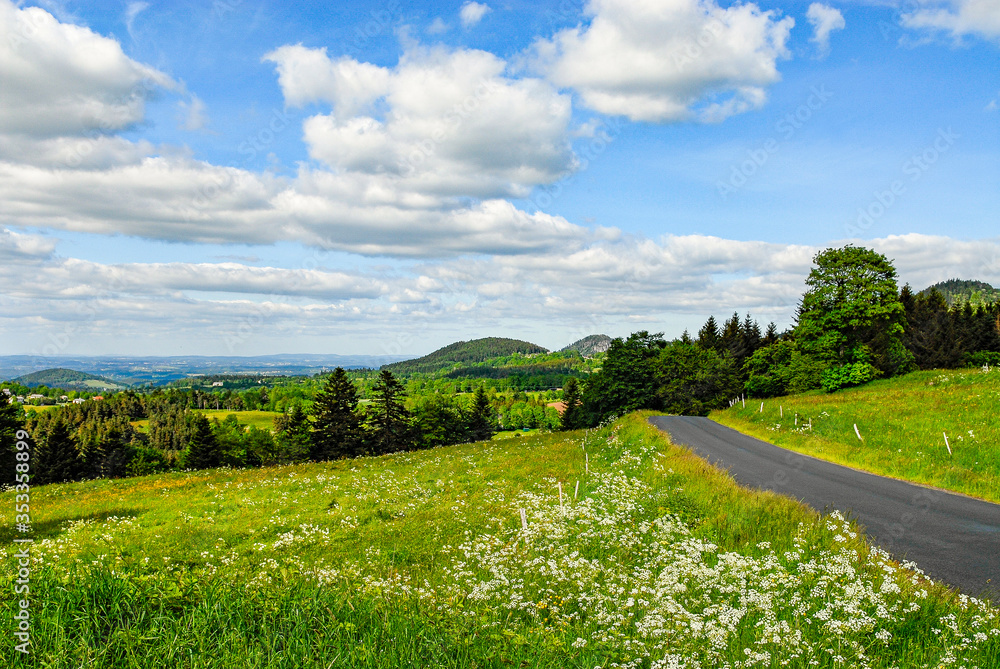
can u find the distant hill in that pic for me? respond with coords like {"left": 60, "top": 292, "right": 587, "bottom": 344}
{"left": 13, "top": 368, "right": 127, "bottom": 390}
{"left": 560, "top": 334, "right": 612, "bottom": 357}
{"left": 920, "top": 279, "right": 1000, "bottom": 307}
{"left": 383, "top": 338, "right": 549, "bottom": 374}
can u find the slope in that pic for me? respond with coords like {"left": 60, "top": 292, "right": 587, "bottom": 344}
{"left": 1, "top": 414, "right": 997, "bottom": 667}
{"left": 383, "top": 337, "right": 548, "bottom": 374}
{"left": 712, "top": 367, "right": 1000, "bottom": 502}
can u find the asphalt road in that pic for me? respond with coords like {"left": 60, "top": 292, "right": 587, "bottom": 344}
{"left": 648, "top": 415, "right": 1000, "bottom": 601}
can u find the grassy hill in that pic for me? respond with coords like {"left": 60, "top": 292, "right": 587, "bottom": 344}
{"left": 11, "top": 367, "right": 126, "bottom": 390}
{"left": 2, "top": 414, "right": 997, "bottom": 667}
{"left": 920, "top": 279, "right": 1000, "bottom": 306}
{"left": 383, "top": 337, "right": 548, "bottom": 374}
{"left": 712, "top": 367, "right": 1000, "bottom": 503}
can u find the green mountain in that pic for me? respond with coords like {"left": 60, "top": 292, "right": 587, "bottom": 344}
{"left": 383, "top": 337, "right": 548, "bottom": 375}
{"left": 12, "top": 368, "right": 126, "bottom": 390}
{"left": 920, "top": 279, "right": 1000, "bottom": 307}
{"left": 560, "top": 334, "right": 612, "bottom": 357}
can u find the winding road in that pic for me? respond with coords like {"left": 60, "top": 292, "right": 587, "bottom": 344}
{"left": 649, "top": 415, "right": 1000, "bottom": 601}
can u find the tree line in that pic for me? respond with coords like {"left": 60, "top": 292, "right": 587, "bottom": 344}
{"left": 0, "top": 369, "right": 497, "bottom": 486}
{"left": 558, "top": 246, "right": 1000, "bottom": 427}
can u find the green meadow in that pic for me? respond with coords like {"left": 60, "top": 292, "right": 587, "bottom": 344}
{"left": 713, "top": 368, "right": 1000, "bottom": 503}
{"left": 2, "top": 413, "right": 998, "bottom": 667}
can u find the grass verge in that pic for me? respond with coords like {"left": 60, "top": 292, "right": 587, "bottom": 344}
{"left": 712, "top": 368, "right": 1000, "bottom": 503}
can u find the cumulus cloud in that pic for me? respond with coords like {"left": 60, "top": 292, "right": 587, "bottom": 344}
{"left": 532, "top": 0, "right": 794, "bottom": 123}
{"left": 901, "top": 0, "right": 1000, "bottom": 43}
{"left": 806, "top": 3, "right": 845, "bottom": 57}
{"left": 0, "top": 0, "right": 174, "bottom": 139}
{"left": 460, "top": 2, "right": 491, "bottom": 28}
{"left": 265, "top": 44, "right": 575, "bottom": 198}
{"left": 0, "top": 3, "right": 589, "bottom": 259}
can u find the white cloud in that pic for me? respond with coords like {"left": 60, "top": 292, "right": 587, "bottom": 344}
{"left": 901, "top": 0, "right": 1000, "bottom": 43}
{"left": 124, "top": 1, "right": 149, "bottom": 40}
{"left": 265, "top": 44, "right": 575, "bottom": 198}
{"left": 460, "top": 2, "right": 491, "bottom": 28}
{"left": 806, "top": 3, "right": 845, "bottom": 57}
{"left": 532, "top": 0, "right": 794, "bottom": 123}
{"left": 0, "top": 0, "right": 174, "bottom": 139}
{"left": 427, "top": 17, "right": 449, "bottom": 35}
{"left": 0, "top": 4, "right": 589, "bottom": 259}
{"left": 178, "top": 95, "right": 209, "bottom": 131}
{"left": 4, "top": 228, "right": 1000, "bottom": 354}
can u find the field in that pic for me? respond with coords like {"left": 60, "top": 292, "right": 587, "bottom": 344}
{"left": 130, "top": 410, "right": 283, "bottom": 432}
{"left": 712, "top": 367, "right": 1000, "bottom": 503}
{"left": 198, "top": 410, "right": 283, "bottom": 431}
{"left": 2, "top": 413, "right": 998, "bottom": 667}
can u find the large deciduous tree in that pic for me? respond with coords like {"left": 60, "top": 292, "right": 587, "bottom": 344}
{"left": 310, "top": 368, "right": 364, "bottom": 461}
{"left": 795, "top": 245, "right": 913, "bottom": 379}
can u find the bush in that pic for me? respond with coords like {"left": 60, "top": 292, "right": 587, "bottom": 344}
{"left": 821, "top": 362, "right": 881, "bottom": 392}
{"left": 965, "top": 350, "right": 1000, "bottom": 368}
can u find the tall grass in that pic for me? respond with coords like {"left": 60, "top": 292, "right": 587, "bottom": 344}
{"left": 2, "top": 413, "right": 998, "bottom": 667}
{"left": 713, "top": 368, "right": 1000, "bottom": 503}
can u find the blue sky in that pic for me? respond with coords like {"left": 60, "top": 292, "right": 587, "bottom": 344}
{"left": 1, "top": 0, "right": 998, "bottom": 358}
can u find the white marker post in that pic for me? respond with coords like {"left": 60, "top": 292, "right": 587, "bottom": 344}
{"left": 780, "top": 406, "right": 783, "bottom": 418}
{"left": 520, "top": 508, "right": 527, "bottom": 531}
{"left": 585, "top": 452, "right": 589, "bottom": 474}
{"left": 854, "top": 424, "right": 863, "bottom": 441}
{"left": 558, "top": 482, "right": 564, "bottom": 507}
{"left": 759, "top": 402, "right": 764, "bottom": 413}
{"left": 574, "top": 480, "right": 579, "bottom": 499}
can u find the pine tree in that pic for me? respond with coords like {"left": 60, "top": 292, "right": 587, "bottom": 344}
{"left": 274, "top": 404, "right": 311, "bottom": 462}
{"left": 720, "top": 312, "right": 742, "bottom": 360}
{"left": 366, "top": 370, "right": 414, "bottom": 455}
{"left": 762, "top": 322, "right": 780, "bottom": 347}
{"left": 185, "top": 413, "right": 221, "bottom": 470}
{"left": 697, "top": 316, "right": 721, "bottom": 351}
{"left": 310, "top": 368, "right": 364, "bottom": 461}
{"left": 35, "top": 418, "right": 82, "bottom": 484}
{"left": 466, "top": 386, "right": 494, "bottom": 442}
{"left": 559, "top": 377, "right": 584, "bottom": 431}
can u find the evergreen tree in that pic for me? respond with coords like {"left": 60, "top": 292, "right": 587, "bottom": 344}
{"left": 310, "top": 368, "right": 364, "bottom": 461}
{"left": 185, "top": 413, "right": 221, "bottom": 470}
{"left": 762, "top": 322, "right": 780, "bottom": 347}
{"left": 366, "top": 370, "right": 414, "bottom": 455}
{"left": 415, "top": 395, "right": 466, "bottom": 449}
{"left": 719, "top": 313, "right": 742, "bottom": 360}
{"left": 697, "top": 316, "right": 721, "bottom": 351}
{"left": 35, "top": 418, "right": 82, "bottom": 484}
{"left": 274, "top": 404, "right": 312, "bottom": 462}
{"left": 466, "top": 386, "right": 494, "bottom": 442}
{"left": 559, "top": 377, "right": 584, "bottom": 430}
